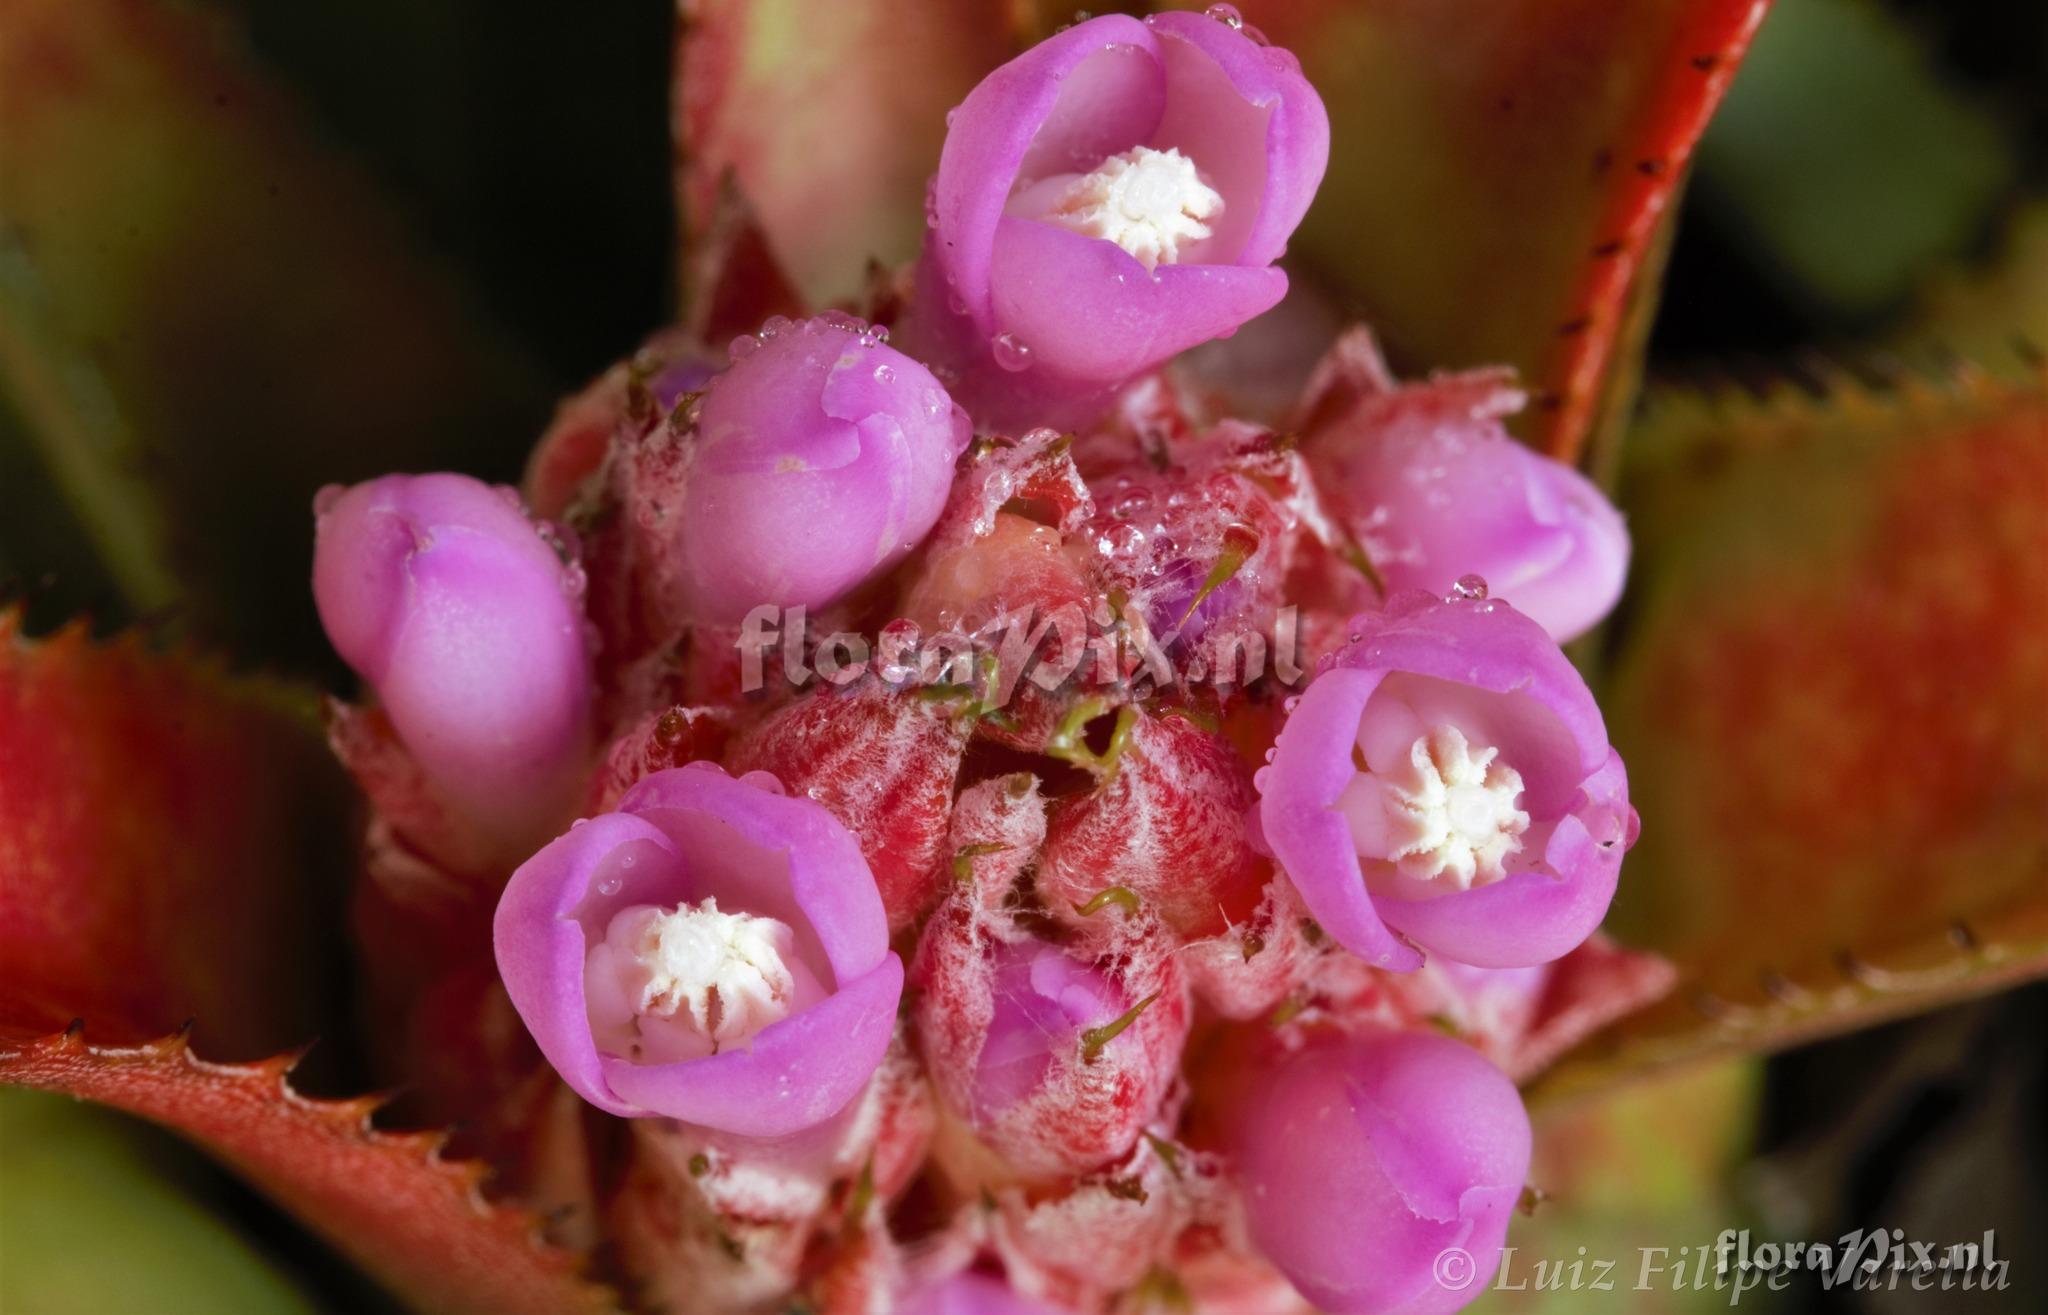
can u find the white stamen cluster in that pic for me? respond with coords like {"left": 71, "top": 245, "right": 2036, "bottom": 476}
{"left": 1039, "top": 146, "right": 1223, "bottom": 272}
{"left": 1359, "top": 725, "right": 1528, "bottom": 889}
{"left": 588, "top": 898, "right": 813, "bottom": 1060}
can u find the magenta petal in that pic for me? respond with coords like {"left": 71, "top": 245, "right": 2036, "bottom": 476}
{"left": 615, "top": 765, "right": 890, "bottom": 985}
{"left": 492, "top": 812, "right": 678, "bottom": 1119}
{"left": 313, "top": 472, "right": 590, "bottom": 839}
{"left": 1307, "top": 357, "right": 1631, "bottom": 642}
{"left": 987, "top": 218, "right": 1288, "bottom": 380}
{"left": 1146, "top": 10, "right": 1329, "bottom": 268}
{"left": 671, "top": 318, "right": 971, "bottom": 622}
{"left": 905, "top": 10, "right": 1324, "bottom": 431}
{"left": 1233, "top": 1032, "right": 1530, "bottom": 1315}
{"left": 1260, "top": 667, "right": 1424, "bottom": 972}
{"left": 600, "top": 954, "right": 904, "bottom": 1138}
{"left": 1257, "top": 593, "right": 1629, "bottom": 971}
{"left": 494, "top": 767, "right": 903, "bottom": 1133}
{"left": 929, "top": 13, "right": 1162, "bottom": 331}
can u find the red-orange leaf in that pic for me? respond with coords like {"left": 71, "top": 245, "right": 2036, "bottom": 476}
{"left": 0, "top": 613, "right": 350, "bottom": 1056}
{"left": 1205, "top": 0, "right": 1771, "bottom": 462}
{"left": 0, "top": 1026, "right": 618, "bottom": 1315}
{"left": 1540, "top": 368, "right": 2048, "bottom": 1097}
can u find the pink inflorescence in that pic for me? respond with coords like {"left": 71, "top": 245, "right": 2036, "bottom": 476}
{"left": 315, "top": 9, "right": 1642, "bottom": 1314}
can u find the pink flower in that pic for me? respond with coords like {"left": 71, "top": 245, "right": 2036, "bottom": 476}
{"left": 1257, "top": 590, "right": 1636, "bottom": 971}
{"left": 312, "top": 472, "right": 591, "bottom": 844}
{"left": 1231, "top": 1030, "right": 1531, "bottom": 1315}
{"left": 1302, "top": 333, "right": 1630, "bottom": 642}
{"left": 492, "top": 764, "right": 904, "bottom": 1136}
{"left": 645, "top": 314, "right": 972, "bottom": 624}
{"left": 902, "top": 11, "right": 1328, "bottom": 431}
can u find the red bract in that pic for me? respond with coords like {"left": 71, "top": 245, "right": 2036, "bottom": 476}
{"left": 1039, "top": 707, "right": 1268, "bottom": 942}
{"left": 725, "top": 684, "right": 974, "bottom": 931}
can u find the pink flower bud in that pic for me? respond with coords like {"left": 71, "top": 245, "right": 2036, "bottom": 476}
{"left": 1039, "top": 708, "right": 1268, "bottom": 942}
{"left": 492, "top": 764, "right": 904, "bottom": 1136}
{"left": 312, "top": 473, "right": 591, "bottom": 846}
{"left": 651, "top": 315, "right": 971, "bottom": 624}
{"left": 903, "top": 11, "right": 1328, "bottom": 431}
{"left": 1256, "top": 590, "right": 1637, "bottom": 971}
{"left": 1301, "top": 331, "right": 1629, "bottom": 642}
{"left": 1231, "top": 1031, "right": 1531, "bottom": 1315}
{"left": 912, "top": 915, "right": 1187, "bottom": 1178}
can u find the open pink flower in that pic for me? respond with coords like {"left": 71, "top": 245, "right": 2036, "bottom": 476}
{"left": 493, "top": 764, "right": 904, "bottom": 1137}
{"left": 1231, "top": 1030, "right": 1531, "bottom": 1315}
{"left": 1256, "top": 590, "right": 1636, "bottom": 971}
{"left": 1302, "top": 340, "right": 1630, "bottom": 642}
{"left": 903, "top": 10, "right": 1327, "bottom": 431}
{"left": 312, "top": 472, "right": 591, "bottom": 844}
{"left": 644, "top": 314, "right": 972, "bottom": 624}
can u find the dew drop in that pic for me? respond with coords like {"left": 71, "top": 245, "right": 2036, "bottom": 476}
{"left": 597, "top": 876, "right": 622, "bottom": 896}
{"left": 728, "top": 333, "right": 761, "bottom": 361}
{"left": 992, "top": 331, "right": 1033, "bottom": 372}
{"left": 874, "top": 363, "right": 896, "bottom": 384}
{"left": 1204, "top": 3, "right": 1245, "bottom": 29}
{"left": 1263, "top": 747, "right": 1276, "bottom": 762}
{"left": 1451, "top": 574, "right": 1489, "bottom": 601}
{"left": 1283, "top": 695, "right": 1301, "bottom": 714}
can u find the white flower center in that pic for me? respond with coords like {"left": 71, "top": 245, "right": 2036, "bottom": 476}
{"left": 1035, "top": 146, "right": 1223, "bottom": 273}
{"left": 1354, "top": 725, "right": 1528, "bottom": 890}
{"left": 585, "top": 898, "right": 825, "bottom": 1063}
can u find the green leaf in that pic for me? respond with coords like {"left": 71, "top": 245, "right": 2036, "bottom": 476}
{"left": 0, "top": 1089, "right": 318, "bottom": 1315}
{"left": 0, "top": 0, "right": 549, "bottom": 662}
{"left": 1477, "top": 1061, "right": 1761, "bottom": 1313}
{"left": 1695, "top": 0, "right": 2014, "bottom": 319}
{"left": 1541, "top": 368, "right": 2048, "bottom": 1097}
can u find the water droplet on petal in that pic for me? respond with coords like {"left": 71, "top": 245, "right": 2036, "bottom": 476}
{"left": 728, "top": 333, "right": 760, "bottom": 361}
{"left": 991, "top": 331, "right": 1033, "bottom": 372}
{"left": 597, "top": 876, "right": 622, "bottom": 896}
{"left": 873, "top": 363, "right": 896, "bottom": 384}
{"left": 1204, "top": 3, "right": 1245, "bottom": 29}
{"left": 1451, "top": 574, "right": 1489, "bottom": 601}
